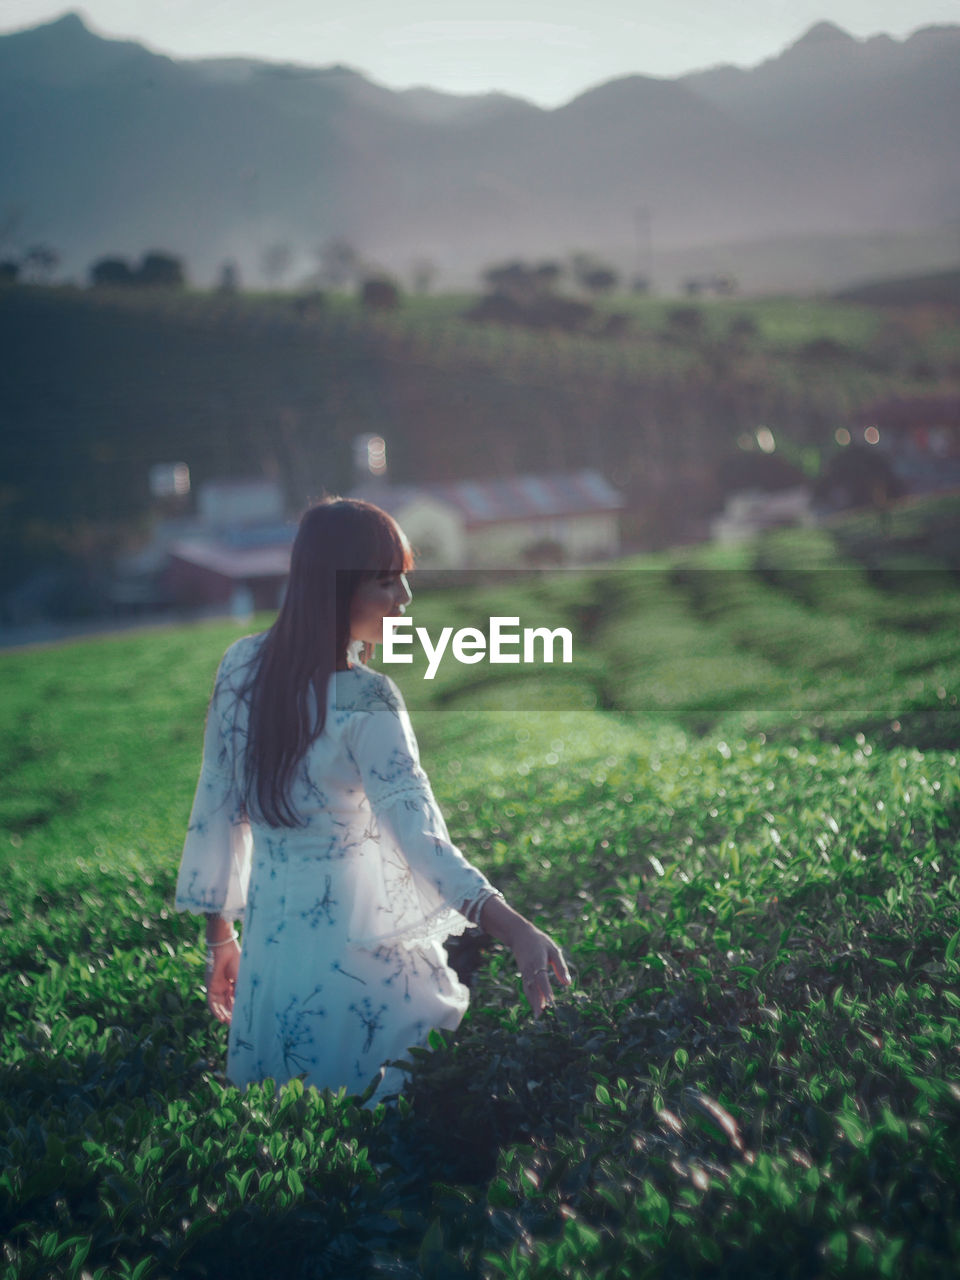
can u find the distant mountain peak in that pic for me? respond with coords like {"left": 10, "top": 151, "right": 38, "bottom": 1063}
{"left": 31, "top": 9, "right": 90, "bottom": 37}
{"left": 789, "top": 21, "right": 856, "bottom": 51}
{"left": 0, "top": 8, "right": 164, "bottom": 86}
{"left": 562, "top": 72, "right": 688, "bottom": 113}
{"left": 51, "top": 9, "right": 86, "bottom": 26}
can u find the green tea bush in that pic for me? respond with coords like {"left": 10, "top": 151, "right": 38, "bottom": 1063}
{"left": 2, "top": 523, "right": 959, "bottom": 1278}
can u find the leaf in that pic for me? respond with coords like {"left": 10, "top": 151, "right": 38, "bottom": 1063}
{"left": 684, "top": 1089, "right": 747, "bottom": 1154}
{"left": 540, "top": 1153, "right": 571, "bottom": 1194}
{"left": 657, "top": 1108, "right": 684, "bottom": 1137}
{"left": 487, "top": 1178, "right": 516, "bottom": 1209}
{"left": 822, "top": 1231, "right": 848, "bottom": 1264}
{"left": 643, "top": 1179, "right": 670, "bottom": 1228}
{"left": 418, "top": 1217, "right": 445, "bottom": 1268}
{"left": 945, "top": 927, "right": 960, "bottom": 965}
{"left": 699, "top": 1237, "right": 721, "bottom": 1264}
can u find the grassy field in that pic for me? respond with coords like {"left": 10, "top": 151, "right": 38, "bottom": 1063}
{"left": 1, "top": 513, "right": 959, "bottom": 1278}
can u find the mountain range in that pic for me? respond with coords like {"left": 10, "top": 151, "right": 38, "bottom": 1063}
{"left": 1, "top": 12, "right": 958, "bottom": 291}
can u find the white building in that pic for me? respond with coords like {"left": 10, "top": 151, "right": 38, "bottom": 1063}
{"left": 352, "top": 470, "right": 623, "bottom": 568}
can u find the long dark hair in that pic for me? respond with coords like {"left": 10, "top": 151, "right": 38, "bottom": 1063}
{"left": 241, "top": 498, "right": 413, "bottom": 827}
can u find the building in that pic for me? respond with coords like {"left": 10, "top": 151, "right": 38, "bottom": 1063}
{"left": 114, "top": 470, "right": 623, "bottom": 614}
{"left": 166, "top": 527, "right": 294, "bottom": 613}
{"left": 351, "top": 470, "right": 623, "bottom": 568}
{"left": 162, "top": 479, "right": 293, "bottom": 612}
{"left": 109, "top": 478, "right": 294, "bottom": 614}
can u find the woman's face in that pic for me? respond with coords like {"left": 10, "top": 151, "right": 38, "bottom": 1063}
{"left": 349, "top": 569, "right": 412, "bottom": 647}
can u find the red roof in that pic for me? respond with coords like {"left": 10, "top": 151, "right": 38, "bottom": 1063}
{"left": 168, "top": 539, "right": 291, "bottom": 580}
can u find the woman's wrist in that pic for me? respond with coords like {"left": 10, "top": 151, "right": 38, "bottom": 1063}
{"left": 204, "top": 913, "right": 236, "bottom": 946}
{"left": 476, "top": 894, "right": 530, "bottom": 949}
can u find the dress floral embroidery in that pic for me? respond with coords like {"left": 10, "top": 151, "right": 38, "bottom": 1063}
{"left": 175, "top": 635, "right": 501, "bottom": 1104}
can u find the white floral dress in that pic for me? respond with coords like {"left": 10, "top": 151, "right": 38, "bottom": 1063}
{"left": 175, "top": 635, "right": 501, "bottom": 1103}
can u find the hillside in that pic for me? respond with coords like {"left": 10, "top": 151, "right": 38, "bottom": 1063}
{"left": 833, "top": 269, "right": 960, "bottom": 309}
{"left": 4, "top": 284, "right": 959, "bottom": 602}
{"left": 1, "top": 13, "right": 958, "bottom": 288}
{"left": 1, "top": 525, "right": 958, "bottom": 1276}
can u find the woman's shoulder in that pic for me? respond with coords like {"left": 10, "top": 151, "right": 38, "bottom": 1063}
{"left": 215, "top": 632, "right": 266, "bottom": 685}
{"left": 222, "top": 631, "right": 266, "bottom": 662}
{"left": 331, "top": 662, "right": 404, "bottom": 717}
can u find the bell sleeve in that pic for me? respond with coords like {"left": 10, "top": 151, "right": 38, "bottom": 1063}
{"left": 174, "top": 645, "right": 253, "bottom": 920}
{"left": 344, "top": 673, "right": 502, "bottom": 950}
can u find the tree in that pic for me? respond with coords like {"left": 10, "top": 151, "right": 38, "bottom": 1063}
{"left": 480, "top": 259, "right": 563, "bottom": 303}
{"left": 482, "top": 260, "right": 536, "bottom": 302}
{"left": 137, "top": 251, "right": 186, "bottom": 288}
{"left": 360, "top": 276, "right": 400, "bottom": 310}
{"left": 0, "top": 260, "right": 19, "bottom": 285}
{"left": 472, "top": 257, "right": 594, "bottom": 331}
{"left": 465, "top": 291, "right": 594, "bottom": 334}
{"left": 317, "top": 237, "right": 360, "bottom": 289}
{"left": 533, "top": 261, "right": 563, "bottom": 291}
{"left": 571, "top": 253, "right": 619, "bottom": 295}
{"left": 581, "top": 266, "right": 619, "bottom": 295}
{"left": 21, "top": 244, "right": 59, "bottom": 284}
{"left": 90, "top": 257, "right": 136, "bottom": 287}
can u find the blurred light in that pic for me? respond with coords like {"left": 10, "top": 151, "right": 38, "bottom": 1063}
{"left": 149, "top": 462, "right": 190, "bottom": 498}
{"left": 353, "top": 433, "right": 387, "bottom": 476}
{"left": 864, "top": 426, "right": 880, "bottom": 445}
{"left": 756, "top": 427, "right": 775, "bottom": 454}
{"left": 835, "top": 428, "right": 851, "bottom": 446}
{"left": 367, "top": 435, "right": 387, "bottom": 475}
{"left": 737, "top": 432, "right": 754, "bottom": 450}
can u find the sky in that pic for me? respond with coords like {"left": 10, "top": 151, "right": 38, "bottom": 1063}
{"left": 2, "top": 0, "right": 959, "bottom": 106}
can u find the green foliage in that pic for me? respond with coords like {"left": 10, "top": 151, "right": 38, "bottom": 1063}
{"left": 2, "top": 523, "right": 959, "bottom": 1277}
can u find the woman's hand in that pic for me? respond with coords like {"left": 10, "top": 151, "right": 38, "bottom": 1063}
{"left": 509, "top": 921, "right": 572, "bottom": 1019}
{"left": 476, "top": 894, "right": 572, "bottom": 1018}
{"left": 205, "top": 938, "right": 241, "bottom": 1024}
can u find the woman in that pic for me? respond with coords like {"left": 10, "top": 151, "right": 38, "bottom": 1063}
{"left": 176, "top": 498, "right": 570, "bottom": 1104}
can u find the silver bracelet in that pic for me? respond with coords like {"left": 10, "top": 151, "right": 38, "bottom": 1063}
{"left": 469, "top": 888, "right": 504, "bottom": 926}
{"left": 206, "top": 931, "right": 239, "bottom": 948}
